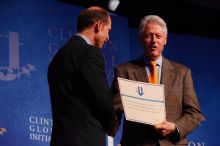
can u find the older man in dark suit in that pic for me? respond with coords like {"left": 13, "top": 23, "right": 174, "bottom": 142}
{"left": 111, "top": 15, "right": 204, "bottom": 146}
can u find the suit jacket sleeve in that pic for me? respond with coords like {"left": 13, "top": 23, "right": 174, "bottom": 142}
{"left": 80, "top": 47, "right": 115, "bottom": 133}
{"left": 110, "top": 66, "right": 127, "bottom": 128}
{"left": 111, "top": 67, "right": 123, "bottom": 110}
{"left": 173, "top": 69, "right": 204, "bottom": 141}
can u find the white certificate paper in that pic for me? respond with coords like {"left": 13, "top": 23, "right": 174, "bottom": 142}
{"left": 117, "top": 77, "right": 166, "bottom": 125}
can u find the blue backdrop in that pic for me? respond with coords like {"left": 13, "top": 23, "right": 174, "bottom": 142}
{"left": 0, "top": 0, "right": 220, "bottom": 146}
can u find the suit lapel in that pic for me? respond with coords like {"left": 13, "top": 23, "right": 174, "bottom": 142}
{"left": 134, "top": 66, "right": 148, "bottom": 83}
{"left": 132, "top": 57, "right": 148, "bottom": 83}
{"left": 161, "top": 57, "right": 175, "bottom": 98}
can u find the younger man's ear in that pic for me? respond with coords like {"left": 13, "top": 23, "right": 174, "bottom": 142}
{"left": 94, "top": 21, "right": 102, "bottom": 33}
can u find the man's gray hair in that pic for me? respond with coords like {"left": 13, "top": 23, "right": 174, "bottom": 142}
{"left": 139, "top": 15, "right": 168, "bottom": 36}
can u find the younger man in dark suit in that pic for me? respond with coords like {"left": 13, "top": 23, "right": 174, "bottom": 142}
{"left": 48, "top": 6, "right": 116, "bottom": 146}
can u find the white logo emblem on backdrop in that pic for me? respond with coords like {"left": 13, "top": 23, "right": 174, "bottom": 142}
{"left": 0, "top": 31, "right": 36, "bottom": 81}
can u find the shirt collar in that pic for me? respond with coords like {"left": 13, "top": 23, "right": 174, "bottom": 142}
{"left": 144, "top": 55, "right": 162, "bottom": 67}
{"left": 75, "top": 33, "right": 92, "bottom": 45}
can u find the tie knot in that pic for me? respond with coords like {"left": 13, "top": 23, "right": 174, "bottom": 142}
{"left": 150, "top": 61, "right": 157, "bottom": 68}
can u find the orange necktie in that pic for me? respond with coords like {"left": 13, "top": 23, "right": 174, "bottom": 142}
{"left": 149, "top": 61, "right": 158, "bottom": 84}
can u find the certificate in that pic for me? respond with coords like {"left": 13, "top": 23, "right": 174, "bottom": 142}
{"left": 117, "top": 77, "right": 166, "bottom": 125}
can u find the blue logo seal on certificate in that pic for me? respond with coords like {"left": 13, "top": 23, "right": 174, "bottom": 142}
{"left": 136, "top": 86, "right": 144, "bottom": 96}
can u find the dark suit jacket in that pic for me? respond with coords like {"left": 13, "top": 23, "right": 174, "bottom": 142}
{"left": 111, "top": 56, "right": 204, "bottom": 146}
{"left": 48, "top": 36, "right": 115, "bottom": 146}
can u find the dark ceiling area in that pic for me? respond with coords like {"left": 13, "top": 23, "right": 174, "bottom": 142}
{"left": 58, "top": 0, "right": 220, "bottom": 39}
